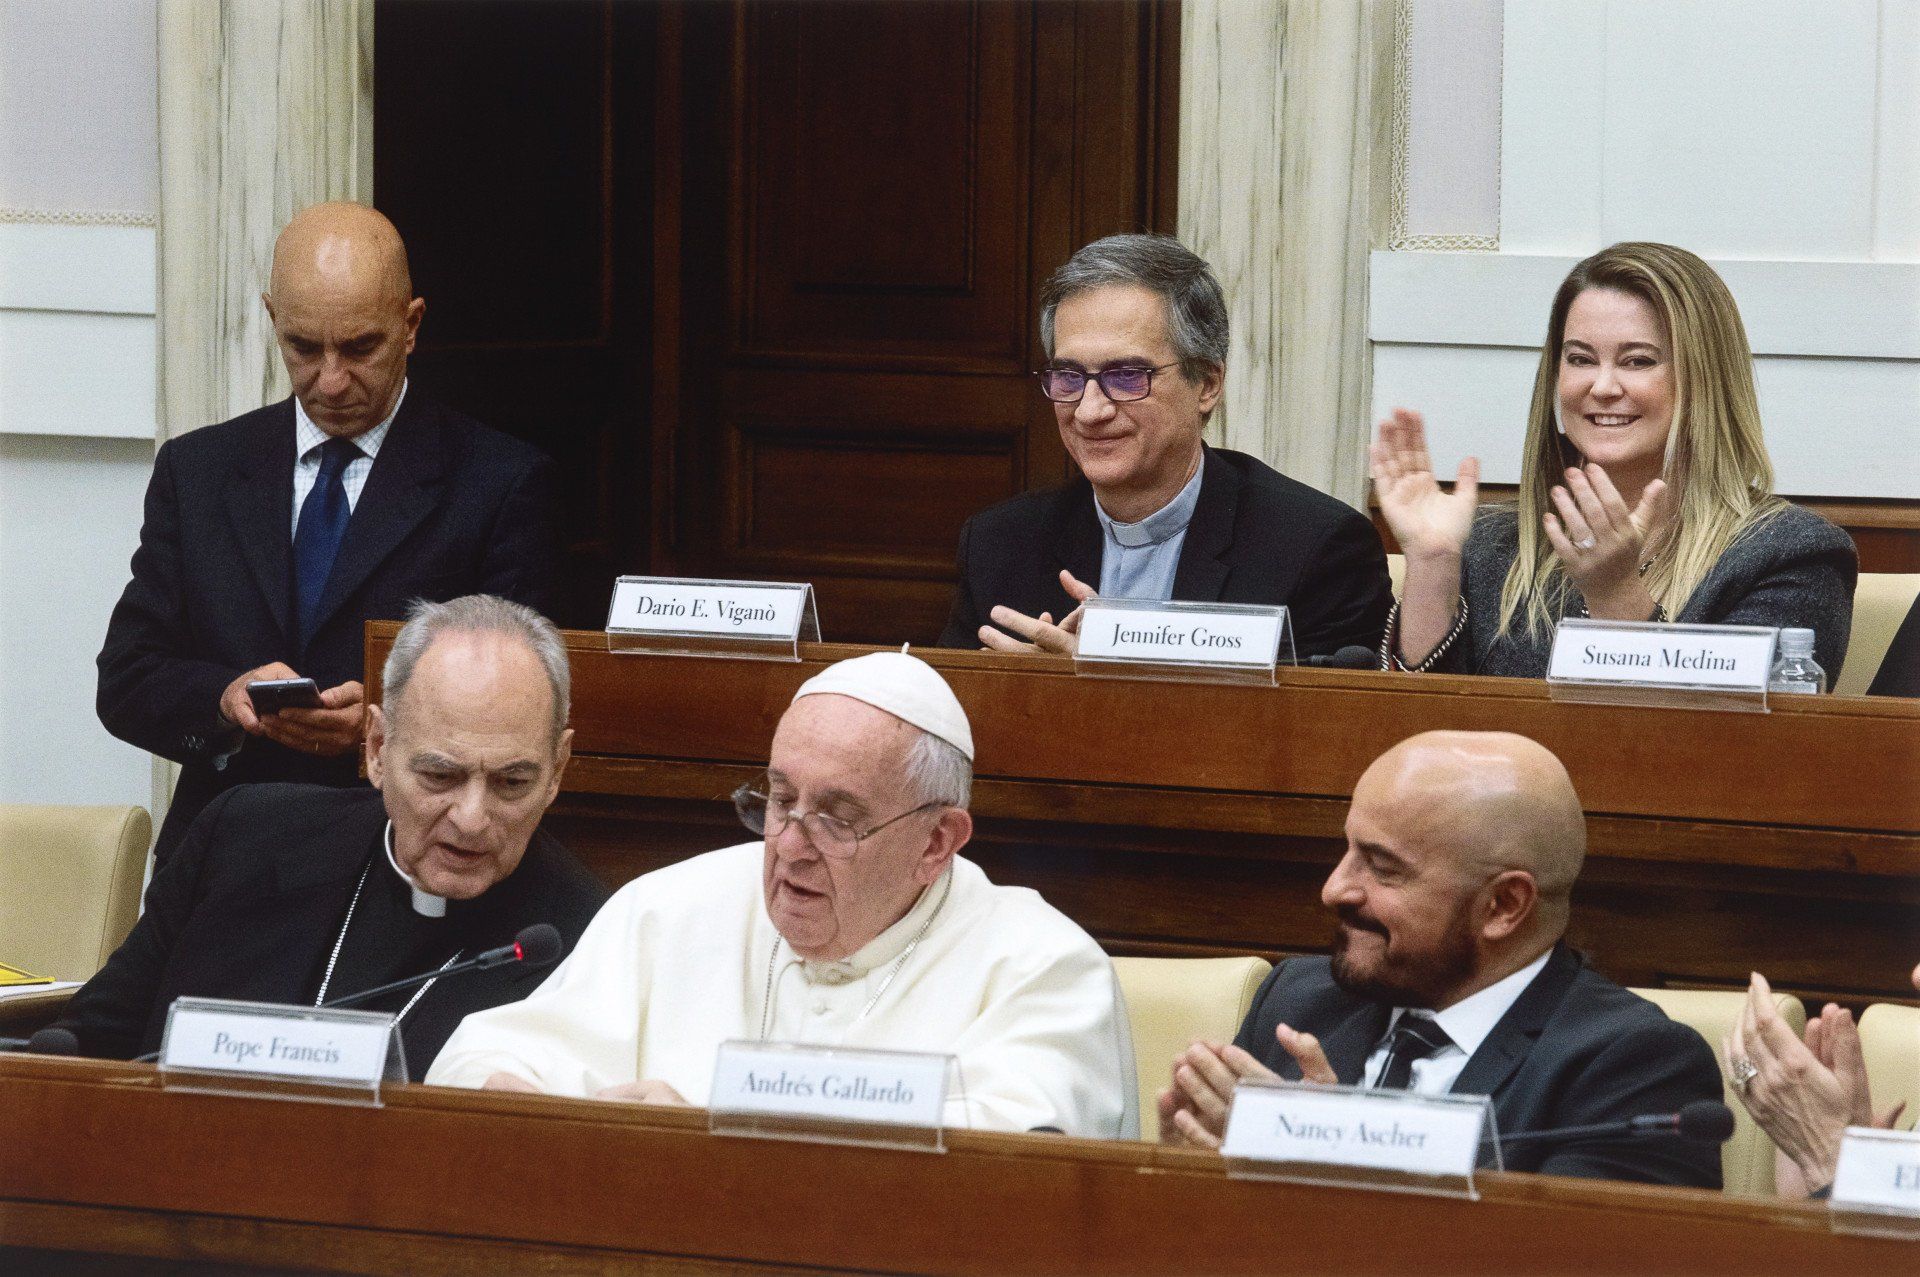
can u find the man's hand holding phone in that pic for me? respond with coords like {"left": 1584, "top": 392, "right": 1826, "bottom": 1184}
{"left": 220, "top": 663, "right": 367, "bottom": 757}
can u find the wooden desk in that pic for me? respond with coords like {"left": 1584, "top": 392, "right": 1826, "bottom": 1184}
{"left": 0, "top": 1056, "right": 1907, "bottom": 1275}
{"left": 366, "top": 627, "right": 1920, "bottom": 1001}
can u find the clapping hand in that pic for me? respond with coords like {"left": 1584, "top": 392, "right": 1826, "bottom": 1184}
{"left": 1542, "top": 464, "right": 1666, "bottom": 612}
{"left": 979, "top": 569, "right": 1097, "bottom": 656}
{"left": 1369, "top": 409, "right": 1479, "bottom": 563}
{"left": 1157, "top": 1025, "right": 1337, "bottom": 1151}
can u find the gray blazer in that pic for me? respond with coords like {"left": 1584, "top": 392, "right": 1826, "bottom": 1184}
{"left": 1433, "top": 503, "right": 1857, "bottom": 678}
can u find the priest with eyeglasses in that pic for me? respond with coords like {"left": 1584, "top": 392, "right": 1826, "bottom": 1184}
{"left": 427, "top": 650, "right": 1138, "bottom": 1138}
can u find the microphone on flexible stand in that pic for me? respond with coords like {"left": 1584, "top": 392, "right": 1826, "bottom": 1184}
{"left": 1496, "top": 1100, "right": 1736, "bottom": 1150}
{"left": 126, "top": 923, "right": 567, "bottom": 1064}
{"left": 0, "top": 1027, "right": 79, "bottom": 1056}
{"left": 1304, "top": 646, "right": 1378, "bottom": 669}
{"left": 324, "top": 923, "right": 565, "bottom": 1009}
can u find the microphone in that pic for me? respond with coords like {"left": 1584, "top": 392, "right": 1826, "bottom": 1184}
{"left": 1305, "top": 646, "right": 1377, "bottom": 669}
{"left": 1497, "top": 1100, "right": 1735, "bottom": 1149}
{"left": 324, "top": 923, "right": 564, "bottom": 1009}
{"left": 0, "top": 1027, "right": 80, "bottom": 1056}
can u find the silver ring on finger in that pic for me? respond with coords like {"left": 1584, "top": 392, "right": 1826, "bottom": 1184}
{"left": 1574, "top": 536, "right": 1597, "bottom": 551}
{"left": 1731, "top": 1056, "right": 1758, "bottom": 1090}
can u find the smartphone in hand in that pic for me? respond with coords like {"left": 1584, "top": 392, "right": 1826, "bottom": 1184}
{"left": 247, "top": 677, "right": 323, "bottom": 715}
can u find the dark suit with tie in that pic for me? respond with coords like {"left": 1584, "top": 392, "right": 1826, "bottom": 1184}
{"left": 937, "top": 445, "right": 1393, "bottom": 656}
{"left": 97, "top": 391, "right": 560, "bottom": 863}
{"left": 1234, "top": 945, "right": 1724, "bottom": 1187}
{"left": 51, "top": 784, "right": 608, "bottom": 1080}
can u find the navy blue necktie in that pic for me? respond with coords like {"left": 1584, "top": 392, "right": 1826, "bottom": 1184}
{"left": 293, "top": 436, "right": 362, "bottom": 645}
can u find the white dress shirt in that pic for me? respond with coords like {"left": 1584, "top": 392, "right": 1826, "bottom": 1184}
{"left": 1360, "top": 949, "right": 1554, "bottom": 1095}
{"left": 290, "top": 381, "right": 406, "bottom": 536}
{"left": 427, "top": 842, "right": 1140, "bottom": 1138}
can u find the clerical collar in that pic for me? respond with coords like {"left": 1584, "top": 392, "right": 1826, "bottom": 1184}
{"left": 293, "top": 378, "right": 407, "bottom": 462}
{"left": 383, "top": 820, "right": 448, "bottom": 918}
{"left": 800, "top": 867, "right": 952, "bottom": 984}
{"left": 1093, "top": 452, "right": 1203, "bottom": 548}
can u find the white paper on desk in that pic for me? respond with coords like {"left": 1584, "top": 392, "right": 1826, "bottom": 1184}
{"left": 0, "top": 980, "right": 80, "bottom": 1002}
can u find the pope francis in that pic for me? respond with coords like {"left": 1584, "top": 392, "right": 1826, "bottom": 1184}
{"left": 427, "top": 650, "right": 1138, "bottom": 1138}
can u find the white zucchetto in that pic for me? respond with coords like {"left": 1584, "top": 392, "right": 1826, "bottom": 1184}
{"left": 791, "top": 649, "right": 974, "bottom": 761}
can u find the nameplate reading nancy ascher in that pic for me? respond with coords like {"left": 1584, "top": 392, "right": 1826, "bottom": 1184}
{"left": 1547, "top": 618, "right": 1777, "bottom": 711}
{"left": 1221, "top": 1078, "right": 1496, "bottom": 1199}
{"left": 1075, "top": 597, "right": 1291, "bottom": 683}
{"left": 606, "top": 575, "right": 820, "bottom": 660}
{"left": 708, "top": 1040, "right": 954, "bottom": 1153}
{"left": 159, "top": 997, "right": 403, "bottom": 1105}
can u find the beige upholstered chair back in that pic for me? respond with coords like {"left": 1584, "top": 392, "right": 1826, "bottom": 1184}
{"left": 0, "top": 804, "right": 151, "bottom": 982}
{"left": 1836, "top": 573, "right": 1920, "bottom": 695}
{"left": 1113, "top": 955, "right": 1272, "bottom": 1141}
{"left": 1387, "top": 552, "right": 1407, "bottom": 600}
{"left": 1631, "top": 986, "right": 1806, "bottom": 1195}
{"left": 1858, "top": 1002, "right": 1920, "bottom": 1134}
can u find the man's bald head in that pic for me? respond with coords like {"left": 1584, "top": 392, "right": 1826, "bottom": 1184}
{"left": 1356, "top": 731, "right": 1586, "bottom": 911}
{"left": 262, "top": 203, "right": 423, "bottom": 438}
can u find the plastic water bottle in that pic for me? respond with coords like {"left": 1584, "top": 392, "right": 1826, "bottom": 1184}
{"left": 1768, "top": 628, "right": 1826, "bottom": 695}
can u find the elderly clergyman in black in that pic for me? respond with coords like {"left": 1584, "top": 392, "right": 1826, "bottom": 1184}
{"left": 939, "top": 233, "right": 1393, "bottom": 657}
{"left": 55, "top": 596, "right": 606, "bottom": 1080}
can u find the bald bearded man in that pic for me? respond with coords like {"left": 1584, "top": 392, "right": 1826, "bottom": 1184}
{"left": 1160, "top": 731, "right": 1722, "bottom": 1187}
{"left": 428, "top": 651, "right": 1138, "bottom": 1138}
{"left": 99, "top": 202, "right": 560, "bottom": 861}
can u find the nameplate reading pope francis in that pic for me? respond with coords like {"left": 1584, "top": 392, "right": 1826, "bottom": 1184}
{"left": 709, "top": 1040, "right": 950, "bottom": 1130}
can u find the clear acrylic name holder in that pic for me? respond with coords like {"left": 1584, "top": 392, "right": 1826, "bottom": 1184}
{"left": 1220, "top": 1078, "right": 1501, "bottom": 1202}
{"left": 1828, "top": 1127, "right": 1920, "bottom": 1241}
{"left": 1072, "top": 598, "right": 1295, "bottom": 686}
{"left": 157, "top": 996, "right": 406, "bottom": 1108}
{"left": 605, "top": 575, "right": 821, "bottom": 662}
{"left": 706, "top": 1039, "right": 963, "bottom": 1154}
{"left": 1546, "top": 618, "right": 1779, "bottom": 713}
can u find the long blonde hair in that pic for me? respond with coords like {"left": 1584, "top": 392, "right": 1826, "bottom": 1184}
{"left": 1499, "top": 242, "right": 1784, "bottom": 640}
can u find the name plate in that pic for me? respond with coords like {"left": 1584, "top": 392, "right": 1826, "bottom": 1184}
{"left": 1832, "top": 1127, "right": 1920, "bottom": 1216}
{"left": 708, "top": 1040, "right": 953, "bottom": 1153}
{"left": 606, "top": 576, "right": 820, "bottom": 661}
{"left": 1075, "top": 598, "right": 1292, "bottom": 684}
{"left": 1221, "top": 1079, "right": 1495, "bottom": 1199}
{"left": 159, "top": 997, "right": 405, "bottom": 1106}
{"left": 1547, "top": 618, "right": 1777, "bottom": 711}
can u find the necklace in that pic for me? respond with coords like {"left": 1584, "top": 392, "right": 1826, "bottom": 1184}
{"left": 757, "top": 868, "right": 953, "bottom": 1041}
{"left": 314, "top": 858, "right": 463, "bottom": 1021}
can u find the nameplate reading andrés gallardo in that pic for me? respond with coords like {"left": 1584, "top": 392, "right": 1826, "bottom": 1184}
{"left": 1221, "top": 1082, "right": 1486, "bottom": 1178}
{"left": 1076, "top": 600, "right": 1284, "bottom": 669}
{"left": 607, "top": 577, "right": 806, "bottom": 641}
{"left": 1546, "top": 618, "right": 1776, "bottom": 692}
{"left": 160, "top": 999, "right": 393, "bottom": 1086}
{"left": 708, "top": 1041, "right": 950, "bottom": 1129}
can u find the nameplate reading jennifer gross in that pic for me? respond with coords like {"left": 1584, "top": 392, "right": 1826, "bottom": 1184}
{"left": 608, "top": 577, "right": 807, "bottom": 641}
{"left": 709, "top": 1041, "right": 949, "bottom": 1129}
{"left": 1832, "top": 1128, "right": 1920, "bottom": 1215}
{"left": 1076, "top": 599, "right": 1285, "bottom": 668}
{"left": 161, "top": 1000, "right": 392, "bottom": 1085}
{"left": 1546, "top": 618, "right": 1775, "bottom": 692}
{"left": 1221, "top": 1082, "right": 1485, "bottom": 1179}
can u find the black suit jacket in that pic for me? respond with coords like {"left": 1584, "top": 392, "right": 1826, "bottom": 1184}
{"left": 96, "top": 391, "right": 561, "bottom": 861}
{"left": 937, "top": 446, "right": 1392, "bottom": 657}
{"left": 1234, "top": 946, "right": 1724, "bottom": 1187}
{"left": 52, "top": 784, "right": 608, "bottom": 1080}
{"left": 1868, "top": 595, "right": 1920, "bottom": 697}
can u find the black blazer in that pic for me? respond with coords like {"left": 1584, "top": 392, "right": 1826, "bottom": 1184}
{"left": 1234, "top": 945, "right": 1724, "bottom": 1188}
{"left": 96, "top": 391, "right": 561, "bottom": 861}
{"left": 1868, "top": 595, "right": 1920, "bottom": 697}
{"left": 52, "top": 785, "right": 608, "bottom": 1080}
{"left": 937, "top": 446, "right": 1393, "bottom": 658}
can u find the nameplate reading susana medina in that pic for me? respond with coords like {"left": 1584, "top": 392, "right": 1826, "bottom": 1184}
{"left": 1076, "top": 600, "right": 1285, "bottom": 668}
{"left": 161, "top": 999, "right": 392, "bottom": 1085}
{"left": 1546, "top": 618, "right": 1776, "bottom": 692}
{"left": 1832, "top": 1127, "right": 1920, "bottom": 1215}
{"left": 709, "top": 1041, "right": 949, "bottom": 1129}
{"left": 607, "top": 577, "right": 808, "bottom": 641}
{"left": 1221, "top": 1082, "right": 1486, "bottom": 1179}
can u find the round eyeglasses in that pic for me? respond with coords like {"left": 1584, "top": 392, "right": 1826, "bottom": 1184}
{"left": 732, "top": 780, "right": 944, "bottom": 857}
{"left": 1034, "top": 362, "right": 1180, "bottom": 403}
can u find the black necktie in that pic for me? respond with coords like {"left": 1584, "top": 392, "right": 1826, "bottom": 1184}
{"left": 1374, "top": 1014, "right": 1454, "bottom": 1090}
{"left": 293, "top": 436, "right": 362, "bottom": 645}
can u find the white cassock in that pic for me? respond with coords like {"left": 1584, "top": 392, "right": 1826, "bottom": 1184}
{"left": 427, "top": 843, "right": 1139, "bottom": 1138}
